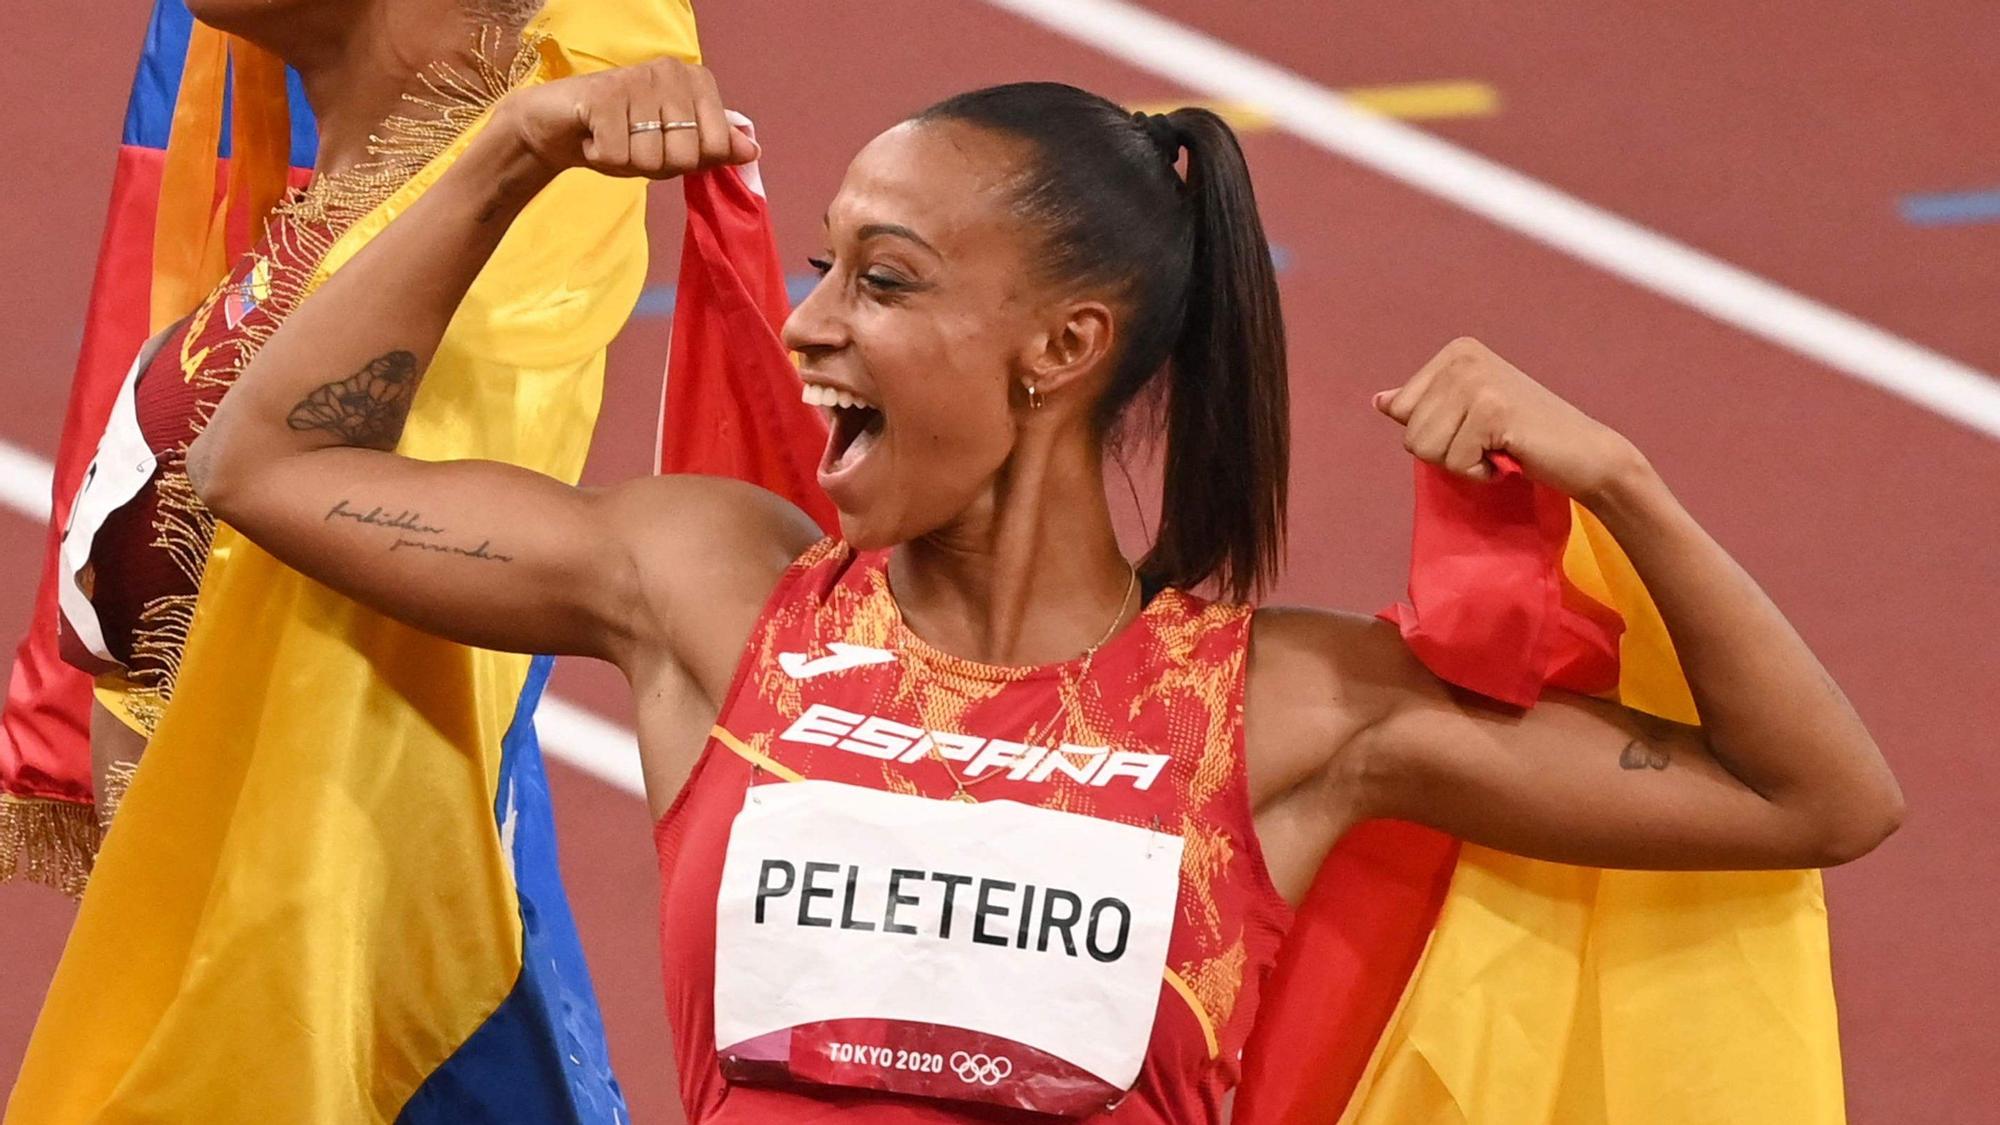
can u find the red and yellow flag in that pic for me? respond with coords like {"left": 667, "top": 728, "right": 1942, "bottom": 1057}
{"left": 1235, "top": 458, "right": 1844, "bottom": 1124}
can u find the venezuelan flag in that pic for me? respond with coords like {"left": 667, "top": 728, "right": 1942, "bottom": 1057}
{"left": 0, "top": 0, "right": 316, "bottom": 894}
{"left": 1233, "top": 459, "right": 1844, "bottom": 1123}
{"left": 6, "top": 1, "right": 699, "bottom": 1120}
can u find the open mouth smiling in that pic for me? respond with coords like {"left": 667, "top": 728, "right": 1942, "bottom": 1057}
{"left": 802, "top": 380, "right": 886, "bottom": 478}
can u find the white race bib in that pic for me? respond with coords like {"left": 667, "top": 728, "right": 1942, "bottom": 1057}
{"left": 714, "top": 780, "right": 1184, "bottom": 1116}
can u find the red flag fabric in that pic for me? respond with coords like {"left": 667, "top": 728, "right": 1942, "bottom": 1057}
{"left": 1235, "top": 818, "right": 1458, "bottom": 1122}
{"left": 1381, "top": 454, "right": 1623, "bottom": 707}
{"left": 3, "top": 154, "right": 166, "bottom": 817}
{"left": 1234, "top": 457, "right": 1630, "bottom": 1123}
{"left": 659, "top": 138, "right": 836, "bottom": 532}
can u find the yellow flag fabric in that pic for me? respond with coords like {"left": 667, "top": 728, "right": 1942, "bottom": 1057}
{"left": 7, "top": 4, "right": 697, "bottom": 1122}
{"left": 1338, "top": 503, "right": 1845, "bottom": 1124}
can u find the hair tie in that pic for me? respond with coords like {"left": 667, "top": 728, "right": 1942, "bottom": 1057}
{"left": 1131, "top": 110, "right": 1185, "bottom": 165}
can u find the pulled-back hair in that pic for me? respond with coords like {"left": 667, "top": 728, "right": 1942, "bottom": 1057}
{"left": 916, "top": 82, "right": 1289, "bottom": 601}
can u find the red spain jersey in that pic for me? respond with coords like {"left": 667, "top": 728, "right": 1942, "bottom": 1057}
{"left": 655, "top": 541, "right": 1292, "bottom": 1123}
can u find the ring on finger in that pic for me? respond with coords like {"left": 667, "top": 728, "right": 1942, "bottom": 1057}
{"left": 628, "top": 119, "right": 700, "bottom": 134}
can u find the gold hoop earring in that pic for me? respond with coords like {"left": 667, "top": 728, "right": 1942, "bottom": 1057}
{"left": 1025, "top": 383, "right": 1044, "bottom": 411}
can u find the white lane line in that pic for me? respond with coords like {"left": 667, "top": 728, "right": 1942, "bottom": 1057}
{"left": 0, "top": 440, "right": 54, "bottom": 523}
{"left": 0, "top": 438, "right": 649, "bottom": 797}
{"left": 536, "top": 695, "right": 645, "bottom": 795}
{"left": 980, "top": 0, "right": 2000, "bottom": 441}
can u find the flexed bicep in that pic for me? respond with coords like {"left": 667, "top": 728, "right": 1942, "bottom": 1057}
{"left": 1355, "top": 685, "right": 1817, "bottom": 871}
{"left": 196, "top": 440, "right": 820, "bottom": 678}
{"left": 180, "top": 53, "right": 802, "bottom": 677}
{"left": 202, "top": 439, "right": 644, "bottom": 661}
{"left": 1252, "top": 608, "right": 1891, "bottom": 881}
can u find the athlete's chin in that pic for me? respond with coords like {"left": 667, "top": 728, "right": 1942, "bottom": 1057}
{"left": 831, "top": 506, "right": 902, "bottom": 552}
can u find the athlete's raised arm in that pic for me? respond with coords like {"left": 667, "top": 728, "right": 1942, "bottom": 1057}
{"left": 189, "top": 60, "right": 819, "bottom": 676}
{"left": 1254, "top": 338, "right": 1903, "bottom": 880}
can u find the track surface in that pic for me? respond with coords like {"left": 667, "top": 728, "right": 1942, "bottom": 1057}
{"left": 3, "top": 3, "right": 1996, "bottom": 1121}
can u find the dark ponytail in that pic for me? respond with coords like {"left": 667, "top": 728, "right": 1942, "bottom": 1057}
{"left": 918, "top": 85, "right": 1288, "bottom": 601}
{"left": 1147, "top": 108, "right": 1289, "bottom": 601}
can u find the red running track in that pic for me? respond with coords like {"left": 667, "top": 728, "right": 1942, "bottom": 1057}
{"left": 3, "top": 2, "right": 1996, "bottom": 1121}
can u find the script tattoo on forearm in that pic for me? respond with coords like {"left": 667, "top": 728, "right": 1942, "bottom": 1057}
{"left": 286, "top": 350, "right": 419, "bottom": 448}
{"left": 324, "top": 497, "right": 513, "bottom": 564}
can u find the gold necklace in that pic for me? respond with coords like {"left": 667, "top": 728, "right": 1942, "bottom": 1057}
{"left": 915, "top": 563, "right": 1140, "bottom": 803}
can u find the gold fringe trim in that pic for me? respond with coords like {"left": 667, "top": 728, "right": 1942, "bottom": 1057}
{"left": 0, "top": 793, "right": 103, "bottom": 899}
{"left": 113, "top": 27, "right": 546, "bottom": 736}
{"left": 278, "top": 25, "right": 540, "bottom": 243}
{"left": 98, "top": 759, "right": 140, "bottom": 834}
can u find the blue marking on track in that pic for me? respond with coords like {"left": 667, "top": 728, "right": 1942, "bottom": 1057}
{"left": 631, "top": 286, "right": 675, "bottom": 318}
{"left": 1899, "top": 188, "right": 2000, "bottom": 227}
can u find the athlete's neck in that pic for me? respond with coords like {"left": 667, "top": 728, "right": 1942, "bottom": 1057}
{"left": 890, "top": 423, "right": 1136, "bottom": 668}
{"left": 222, "top": 0, "right": 500, "bottom": 176}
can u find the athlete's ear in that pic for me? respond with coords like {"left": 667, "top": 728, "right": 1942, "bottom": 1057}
{"left": 1022, "top": 299, "right": 1115, "bottom": 401}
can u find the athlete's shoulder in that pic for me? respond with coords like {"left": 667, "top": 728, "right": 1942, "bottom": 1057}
{"left": 1250, "top": 603, "right": 1406, "bottom": 666}
{"left": 1244, "top": 605, "right": 1432, "bottom": 795}
{"left": 593, "top": 475, "right": 827, "bottom": 695}
{"left": 600, "top": 474, "right": 825, "bottom": 571}
{"left": 1142, "top": 584, "right": 1254, "bottom": 633}
{"left": 1249, "top": 604, "right": 1437, "bottom": 708}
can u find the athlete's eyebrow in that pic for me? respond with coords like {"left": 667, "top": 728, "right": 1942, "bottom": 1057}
{"left": 823, "top": 214, "right": 940, "bottom": 257}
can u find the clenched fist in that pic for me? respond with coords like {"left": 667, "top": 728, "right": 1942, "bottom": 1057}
{"left": 1374, "top": 337, "right": 1647, "bottom": 503}
{"left": 492, "top": 57, "right": 756, "bottom": 179}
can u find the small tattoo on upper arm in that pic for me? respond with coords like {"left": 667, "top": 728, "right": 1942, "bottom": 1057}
{"left": 1618, "top": 738, "right": 1671, "bottom": 770}
{"left": 287, "top": 350, "right": 420, "bottom": 448}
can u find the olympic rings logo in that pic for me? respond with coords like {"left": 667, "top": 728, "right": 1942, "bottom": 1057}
{"left": 949, "top": 1050, "right": 1014, "bottom": 1086}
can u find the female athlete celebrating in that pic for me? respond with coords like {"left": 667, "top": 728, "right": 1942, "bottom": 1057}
{"left": 186, "top": 57, "right": 1901, "bottom": 1122}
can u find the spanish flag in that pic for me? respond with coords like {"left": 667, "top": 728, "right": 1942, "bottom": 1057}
{"left": 6, "top": 1, "right": 698, "bottom": 1120}
{"left": 1232, "top": 458, "right": 1845, "bottom": 1123}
